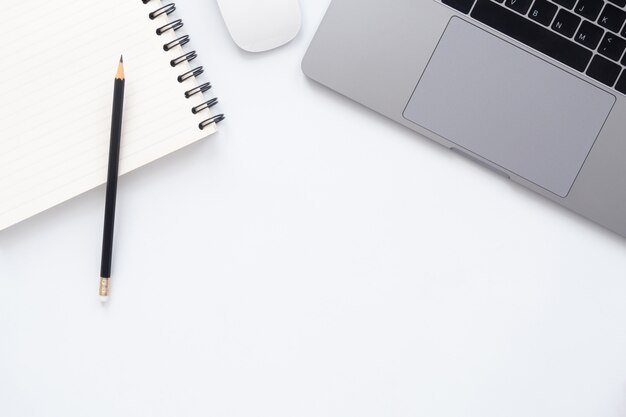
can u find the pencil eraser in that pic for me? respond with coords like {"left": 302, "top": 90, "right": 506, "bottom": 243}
{"left": 100, "top": 295, "right": 109, "bottom": 303}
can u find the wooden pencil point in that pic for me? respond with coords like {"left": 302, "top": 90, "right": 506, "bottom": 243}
{"left": 116, "top": 58, "right": 125, "bottom": 80}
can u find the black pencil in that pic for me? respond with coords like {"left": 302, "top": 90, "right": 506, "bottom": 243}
{"left": 99, "top": 56, "right": 125, "bottom": 302}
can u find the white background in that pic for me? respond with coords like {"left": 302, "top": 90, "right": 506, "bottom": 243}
{"left": 2, "top": 1, "right": 626, "bottom": 416}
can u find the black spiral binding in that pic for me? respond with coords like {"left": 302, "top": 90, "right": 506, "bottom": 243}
{"left": 163, "top": 35, "right": 189, "bottom": 51}
{"left": 144, "top": 1, "right": 224, "bottom": 129}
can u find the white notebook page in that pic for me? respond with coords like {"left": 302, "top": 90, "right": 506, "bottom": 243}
{"left": 0, "top": 0, "right": 216, "bottom": 230}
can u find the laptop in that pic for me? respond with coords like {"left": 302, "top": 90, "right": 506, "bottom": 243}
{"left": 302, "top": 0, "right": 626, "bottom": 237}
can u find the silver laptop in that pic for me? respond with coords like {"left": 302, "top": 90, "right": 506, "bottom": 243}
{"left": 302, "top": 0, "right": 626, "bottom": 237}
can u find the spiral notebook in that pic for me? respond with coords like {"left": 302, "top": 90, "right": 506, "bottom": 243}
{"left": 0, "top": 0, "right": 223, "bottom": 231}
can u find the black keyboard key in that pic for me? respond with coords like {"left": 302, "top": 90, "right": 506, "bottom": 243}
{"left": 575, "top": 21, "right": 605, "bottom": 49}
{"left": 575, "top": 0, "right": 605, "bottom": 20}
{"left": 505, "top": 0, "right": 534, "bottom": 14}
{"left": 598, "top": 33, "right": 626, "bottom": 60}
{"left": 529, "top": 0, "right": 559, "bottom": 25}
{"left": 552, "top": 9, "right": 582, "bottom": 37}
{"left": 607, "top": 0, "right": 626, "bottom": 8}
{"left": 554, "top": 0, "right": 577, "bottom": 9}
{"left": 616, "top": 70, "right": 626, "bottom": 93}
{"left": 587, "top": 55, "right": 621, "bottom": 85}
{"left": 598, "top": 4, "right": 626, "bottom": 33}
{"left": 471, "top": 0, "right": 593, "bottom": 71}
{"left": 442, "top": 0, "right": 476, "bottom": 13}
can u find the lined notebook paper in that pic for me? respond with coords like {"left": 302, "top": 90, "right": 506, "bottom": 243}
{"left": 0, "top": 0, "right": 220, "bottom": 230}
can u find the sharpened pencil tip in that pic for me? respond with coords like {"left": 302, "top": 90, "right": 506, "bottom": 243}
{"left": 120, "top": 55, "right": 123, "bottom": 63}
{"left": 115, "top": 58, "right": 125, "bottom": 80}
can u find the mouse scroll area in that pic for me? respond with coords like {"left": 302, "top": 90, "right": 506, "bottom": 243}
{"left": 403, "top": 17, "right": 615, "bottom": 197}
{"left": 216, "top": 0, "right": 302, "bottom": 52}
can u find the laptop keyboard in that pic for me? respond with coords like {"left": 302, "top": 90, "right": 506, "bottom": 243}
{"left": 441, "top": 0, "right": 626, "bottom": 94}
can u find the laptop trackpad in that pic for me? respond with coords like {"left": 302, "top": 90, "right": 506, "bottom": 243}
{"left": 403, "top": 17, "right": 615, "bottom": 197}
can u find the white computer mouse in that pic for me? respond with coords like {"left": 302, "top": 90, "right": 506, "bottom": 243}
{"left": 216, "top": 0, "right": 301, "bottom": 53}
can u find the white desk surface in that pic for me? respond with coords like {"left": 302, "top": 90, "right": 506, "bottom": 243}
{"left": 1, "top": 1, "right": 626, "bottom": 416}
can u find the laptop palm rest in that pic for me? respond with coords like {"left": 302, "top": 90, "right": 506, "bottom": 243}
{"left": 403, "top": 17, "right": 615, "bottom": 197}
